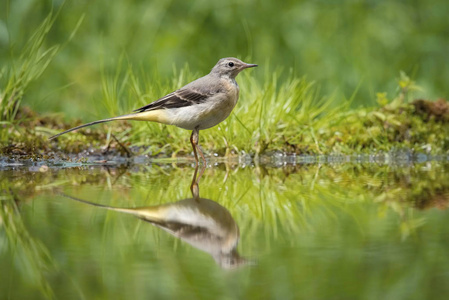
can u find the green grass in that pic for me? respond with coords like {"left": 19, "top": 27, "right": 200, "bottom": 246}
{"left": 1, "top": 3, "right": 448, "bottom": 157}
{"left": 1, "top": 0, "right": 448, "bottom": 116}
{"left": 1, "top": 61, "right": 449, "bottom": 157}
{"left": 101, "top": 64, "right": 344, "bottom": 156}
{"left": 0, "top": 11, "right": 59, "bottom": 122}
{"left": 38, "top": 65, "right": 447, "bottom": 156}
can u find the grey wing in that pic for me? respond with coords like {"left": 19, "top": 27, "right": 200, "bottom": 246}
{"left": 134, "top": 88, "right": 215, "bottom": 113}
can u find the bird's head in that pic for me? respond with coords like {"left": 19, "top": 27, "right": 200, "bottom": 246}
{"left": 210, "top": 57, "right": 257, "bottom": 79}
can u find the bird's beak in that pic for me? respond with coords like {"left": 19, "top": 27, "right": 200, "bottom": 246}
{"left": 243, "top": 63, "right": 258, "bottom": 69}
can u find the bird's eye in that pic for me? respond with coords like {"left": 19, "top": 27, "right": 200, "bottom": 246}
{"left": 227, "top": 62, "right": 234, "bottom": 67}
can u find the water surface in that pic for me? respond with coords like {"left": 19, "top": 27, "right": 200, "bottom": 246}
{"left": 1, "top": 155, "right": 449, "bottom": 299}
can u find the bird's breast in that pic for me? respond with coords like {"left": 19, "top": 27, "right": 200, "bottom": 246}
{"left": 222, "top": 78, "right": 240, "bottom": 107}
{"left": 164, "top": 80, "right": 240, "bottom": 130}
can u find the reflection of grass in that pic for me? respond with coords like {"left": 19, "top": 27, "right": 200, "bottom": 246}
{"left": 1, "top": 162, "right": 448, "bottom": 298}
{"left": 0, "top": 192, "right": 56, "bottom": 299}
{"left": 4, "top": 161, "right": 448, "bottom": 240}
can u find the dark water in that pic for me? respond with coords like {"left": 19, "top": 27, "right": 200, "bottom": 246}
{"left": 1, "top": 154, "right": 449, "bottom": 299}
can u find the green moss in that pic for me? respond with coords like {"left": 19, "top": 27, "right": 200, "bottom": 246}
{"left": 315, "top": 97, "right": 449, "bottom": 154}
{"left": 1, "top": 96, "right": 448, "bottom": 159}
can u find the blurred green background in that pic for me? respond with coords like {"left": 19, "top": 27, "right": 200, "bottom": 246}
{"left": 1, "top": 0, "right": 448, "bottom": 121}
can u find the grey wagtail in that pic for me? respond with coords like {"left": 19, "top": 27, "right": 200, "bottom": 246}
{"left": 49, "top": 57, "right": 257, "bottom": 163}
{"left": 61, "top": 164, "right": 249, "bottom": 269}
{"left": 63, "top": 193, "right": 246, "bottom": 269}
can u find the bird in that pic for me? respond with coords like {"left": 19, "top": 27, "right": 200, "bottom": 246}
{"left": 60, "top": 165, "right": 250, "bottom": 269}
{"left": 49, "top": 57, "right": 257, "bottom": 164}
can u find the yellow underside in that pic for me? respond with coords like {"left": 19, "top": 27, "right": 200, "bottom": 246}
{"left": 116, "top": 110, "right": 170, "bottom": 124}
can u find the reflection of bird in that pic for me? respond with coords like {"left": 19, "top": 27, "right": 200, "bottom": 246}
{"left": 62, "top": 190, "right": 248, "bottom": 269}
{"left": 49, "top": 57, "right": 257, "bottom": 164}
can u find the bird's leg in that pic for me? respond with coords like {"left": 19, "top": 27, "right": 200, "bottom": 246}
{"left": 190, "top": 164, "right": 200, "bottom": 200}
{"left": 193, "top": 128, "right": 207, "bottom": 163}
{"left": 198, "top": 145, "right": 206, "bottom": 164}
{"left": 190, "top": 127, "right": 206, "bottom": 165}
{"left": 197, "top": 160, "right": 206, "bottom": 182}
{"left": 190, "top": 160, "right": 205, "bottom": 202}
{"left": 190, "top": 128, "right": 206, "bottom": 193}
{"left": 190, "top": 130, "right": 199, "bottom": 166}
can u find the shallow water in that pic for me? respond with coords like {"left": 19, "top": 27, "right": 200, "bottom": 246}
{"left": 1, "top": 155, "right": 449, "bottom": 299}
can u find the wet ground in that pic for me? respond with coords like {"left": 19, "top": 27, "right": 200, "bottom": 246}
{"left": 1, "top": 152, "right": 449, "bottom": 299}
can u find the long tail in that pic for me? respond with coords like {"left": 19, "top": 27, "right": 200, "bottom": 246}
{"left": 48, "top": 108, "right": 169, "bottom": 140}
{"left": 59, "top": 192, "right": 163, "bottom": 220}
{"left": 49, "top": 113, "right": 137, "bottom": 140}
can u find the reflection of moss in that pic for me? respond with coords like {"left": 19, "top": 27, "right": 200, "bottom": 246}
{"left": 3, "top": 161, "right": 448, "bottom": 215}
{"left": 1, "top": 160, "right": 448, "bottom": 299}
{"left": 414, "top": 190, "right": 449, "bottom": 211}
{"left": 330, "top": 163, "right": 449, "bottom": 213}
